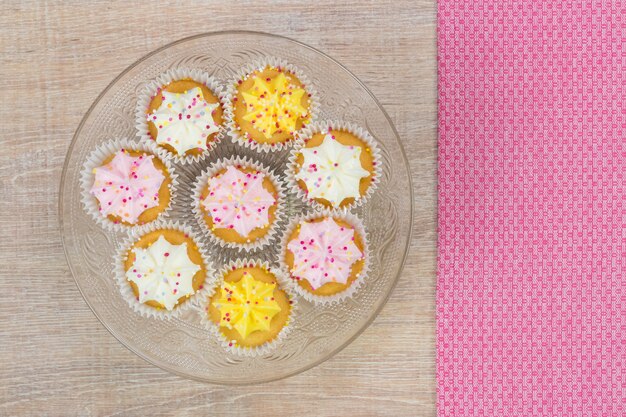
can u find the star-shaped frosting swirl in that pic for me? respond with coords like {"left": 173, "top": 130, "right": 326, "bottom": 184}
{"left": 295, "top": 134, "right": 370, "bottom": 207}
{"left": 212, "top": 272, "right": 282, "bottom": 339}
{"left": 287, "top": 217, "right": 363, "bottom": 289}
{"left": 241, "top": 72, "right": 308, "bottom": 139}
{"left": 90, "top": 150, "right": 165, "bottom": 224}
{"left": 148, "top": 87, "right": 220, "bottom": 154}
{"left": 126, "top": 235, "right": 201, "bottom": 310}
{"left": 202, "top": 166, "right": 276, "bottom": 237}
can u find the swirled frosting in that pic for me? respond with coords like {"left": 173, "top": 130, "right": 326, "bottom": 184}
{"left": 213, "top": 272, "right": 282, "bottom": 339}
{"left": 148, "top": 87, "right": 220, "bottom": 154}
{"left": 90, "top": 150, "right": 165, "bottom": 224}
{"left": 126, "top": 235, "right": 201, "bottom": 310}
{"left": 287, "top": 217, "right": 363, "bottom": 289}
{"left": 295, "top": 134, "right": 370, "bottom": 207}
{"left": 202, "top": 166, "right": 276, "bottom": 237}
{"left": 241, "top": 71, "right": 308, "bottom": 139}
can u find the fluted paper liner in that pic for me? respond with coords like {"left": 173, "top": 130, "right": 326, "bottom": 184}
{"left": 223, "top": 56, "right": 320, "bottom": 153}
{"left": 200, "top": 258, "right": 298, "bottom": 357}
{"left": 80, "top": 138, "right": 178, "bottom": 234}
{"left": 114, "top": 220, "right": 216, "bottom": 320}
{"left": 286, "top": 120, "right": 382, "bottom": 212}
{"left": 191, "top": 155, "right": 287, "bottom": 253}
{"left": 135, "top": 68, "right": 227, "bottom": 165}
{"left": 278, "top": 209, "right": 371, "bottom": 305}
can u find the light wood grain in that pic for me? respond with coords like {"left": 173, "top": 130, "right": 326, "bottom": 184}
{"left": 0, "top": 1, "right": 436, "bottom": 416}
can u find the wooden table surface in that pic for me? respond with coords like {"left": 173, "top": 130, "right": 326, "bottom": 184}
{"left": 0, "top": 1, "right": 436, "bottom": 416}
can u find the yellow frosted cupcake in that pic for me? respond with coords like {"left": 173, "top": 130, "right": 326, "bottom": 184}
{"left": 206, "top": 260, "right": 294, "bottom": 353}
{"left": 226, "top": 59, "right": 316, "bottom": 151}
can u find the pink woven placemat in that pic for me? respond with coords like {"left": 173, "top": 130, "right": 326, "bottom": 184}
{"left": 437, "top": 2, "right": 625, "bottom": 415}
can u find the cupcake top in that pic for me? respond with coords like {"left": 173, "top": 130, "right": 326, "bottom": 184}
{"left": 294, "top": 134, "right": 370, "bottom": 208}
{"left": 148, "top": 86, "right": 220, "bottom": 155}
{"left": 240, "top": 70, "right": 307, "bottom": 139}
{"left": 212, "top": 271, "right": 282, "bottom": 339}
{"left": 90, "top": 149, "right": 165, "bottom": 224}
{"left": 201, "top": 165, "right": 276, "bottom": 237}
{"left": 287, "top": 217, "right": 364, "bottom": 289}
{"left": 229, "top": 63, "right": 314, "bottom": 149}
{"left": 125, "top": 235, "right": 201, "bottom": 311}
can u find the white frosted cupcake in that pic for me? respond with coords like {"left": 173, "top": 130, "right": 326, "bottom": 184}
{"left": 287, "top": 121, "right": 381, "bottom": 211}
{"left": 115, "top": 221, "right": 214, "bottom": 319}
{"left": 136, "top": 68, "right": 226, "bottom": 164}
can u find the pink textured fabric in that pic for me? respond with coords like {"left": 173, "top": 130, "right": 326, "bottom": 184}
{"left": 437, "top": 2, "right": 625, "bottom": 416}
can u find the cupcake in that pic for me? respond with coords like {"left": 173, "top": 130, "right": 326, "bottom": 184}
{"left": 206, "top": 260, "right": 294, "bottom": 354}
{"left": 116, "top": 221, "right": 212, "bottom": 318}
{"left": 137, "top": 68, "right": 225, "bottom": 163}
{"left": 192, "top": 157, "right": 284, "bottom": 251}
{"left": 288, "top": 121, "right": 381, "bottom": 210}
{"left": 81, "top": 139, "right": 176, "bottom": 231}
{"left": 281, "top": 211, "right": 369, "bottom": 304}
{"left": 225, "top": 58, "right": 316, "bottom": 152}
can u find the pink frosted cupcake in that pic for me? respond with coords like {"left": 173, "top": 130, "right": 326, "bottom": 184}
{"left": 192, "top": 156, "right": 285, "bottom": 251}
{"left": 280, "top": 210, "right": 369, "bottom": 304}
{"left": 81, "top": 139, "right": 176, "bottom": 231}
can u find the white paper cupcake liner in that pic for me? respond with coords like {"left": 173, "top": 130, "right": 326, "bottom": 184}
{"left": 286, "top": 120, "right": 383, "bottom": 212}
{"left": 80, "top": 138, "right": 178, "bottom": 234}
{"left": 278, "top": 209, "right": 371, "bottom": 305}
{"left": 114, "top": 220, "right": 216, "bottom": 320}
{"left": 200, "top": 258, "right": 298, "bottom": 356}
{"left": 223, "top": 56, "right": 320, "bottom": 153}
{"left": 135, "top": 68, "right": 227, "bottom": 165}
{"left": 191, "top": 156, "right": 287, "bottom": 252}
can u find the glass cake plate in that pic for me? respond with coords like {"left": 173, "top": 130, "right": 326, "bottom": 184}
{"left": 59, "top": 31, "right": 413, "bottom": 384}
